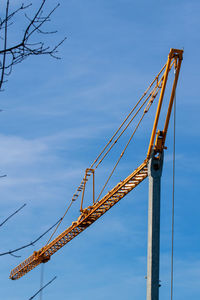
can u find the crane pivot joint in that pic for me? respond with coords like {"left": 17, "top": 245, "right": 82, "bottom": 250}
{"left": 154, "top": 130, "right": 165, "bottom": 154}
{"left": 33, "top": 249, "right": 50, "bottom": 264}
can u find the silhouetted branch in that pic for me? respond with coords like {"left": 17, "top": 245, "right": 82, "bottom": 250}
{"left": 0, "top": 0, "right": 9, "bottom": 89}
{"left": 9, "top": 252, "right": 21, "bottom": 258}
{"left": 0, "top": 217, "right": 62, "bottom": 257}
{"left": 0, "top": 174, "right": 6, "bottom": 178}
{"left": 0, "top": 0, "right": 66, "bottom": 90}
{"left": 28, "top": 276, "right": 57, "bottom": 300}
{"left": 0, "top": 203, "right": 26, "bottom": 228}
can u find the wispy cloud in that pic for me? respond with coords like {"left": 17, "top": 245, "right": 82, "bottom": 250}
{"left": 0, "top": 134, "right": 48, "bottom": 166}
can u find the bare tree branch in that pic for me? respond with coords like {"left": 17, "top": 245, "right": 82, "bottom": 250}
{"left": 0, "top": 203, "right": 26, "bottom": 228}
{"left": 0, "top": 3, "right": 32, "bottom": 30}
{"left": 0, "top": 217, "right": 62, "bottom": 257}
{"left": 0, "top": 0, "right": 9, "bottom": 89}
{"left": 0, "top": 0, "right": 66, "bottom": 90}
{"left": 9, "top": 252, "right": 21, "bottom": 258}
{"left": 0, "top": 174, "right": 6, "bottom": 178}
{"left": 28, "top": 276, "right": 57, "bottom": 300}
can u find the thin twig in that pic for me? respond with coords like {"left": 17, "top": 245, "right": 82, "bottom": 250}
{"left": 28, "top": 276, "right": 57, "bottom": 300}
{"left": 0, "top": 203, "right": 26, "bottom": 228}
{"left": 0, "top": 1, "right": 65, "bottom": 90}
{"left": 0, "top": 218, "right": 62, "bottom": 256}
{"left": 0, "top": 0, "right": 9, "bottom": 89}
{"left": 0, "top": 174, "right": 6, "bottom": 178}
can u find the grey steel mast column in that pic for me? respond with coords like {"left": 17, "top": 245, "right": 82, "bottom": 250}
{"left": 146, "top": 151, "right": 164, "bottom": 300}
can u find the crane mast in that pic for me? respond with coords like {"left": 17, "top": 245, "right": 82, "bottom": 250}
{"left": 9, "top": 48, "right": 183, "bottom": 284}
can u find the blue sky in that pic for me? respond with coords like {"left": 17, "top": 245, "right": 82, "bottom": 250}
{"left": 0, "top": 0, "right": 200, "bottom": 299}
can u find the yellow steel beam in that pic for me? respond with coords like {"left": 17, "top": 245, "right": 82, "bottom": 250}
{"left": 162, "top": 50, "right": 183, "bottom": 142}
{"left": 10, "top": 161, "right": 148, "bottom": 280}
{"left": 147, "top": 48, "right": 183, "bottom": 158}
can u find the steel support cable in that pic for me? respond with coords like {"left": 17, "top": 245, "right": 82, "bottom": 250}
{"left": 94, "top": 84, "right": 161, "bottom": 171}
{"left": 71, "top": 178, "right": 85, "bottom": 201}
{"left": 170, "top": 90, "right": 176, "bottom": 300}
{"left": 45, "top": 200, "right": 73, "bottom": 246}
{"left": 45, "top": 90, "right": 157, "bottom": 245}
{"left": 70, "top": 69, "right": 166, "bottom": 206}
{"left": 44, "top": 74, "right": 165, "bottom": 244}
{"left": 43, "top": 64, "right": 170, "bottom": 245}
{"left": 94, "top": 73, "right": 166, "bottom": 171}
{"left": 96, "top": 90, "right": 159, "bottom": 202}
{"left": 89, "top": 64, "right": 167, "bottom": 170}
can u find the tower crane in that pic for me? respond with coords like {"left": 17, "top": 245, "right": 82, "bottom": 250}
{"left": 9, "top": 48, "right": 183, "bottom": 287}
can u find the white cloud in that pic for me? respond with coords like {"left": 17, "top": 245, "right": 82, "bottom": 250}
{"left": 0, "top": 134, "right": 48, "bottom": 166}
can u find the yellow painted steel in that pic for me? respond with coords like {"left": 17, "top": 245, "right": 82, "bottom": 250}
{"left": 162, "top": 51, "right": 183, "bottom": 142}
{"left": 9, "top": 48, "right": 183, "bottom": 280}
{"left": 147, "top": 48, "right": 183, "bottom": 158}
{"left": 10, "top": 161, "right": 148, "bottom": 280}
